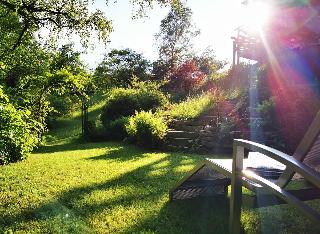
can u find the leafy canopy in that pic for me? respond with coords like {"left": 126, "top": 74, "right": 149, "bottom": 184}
{"left": 155, "top": 3, "right": 200, "bottom": 72}
{"left": 94, "top": 48, "right": 151, "bottom": 89}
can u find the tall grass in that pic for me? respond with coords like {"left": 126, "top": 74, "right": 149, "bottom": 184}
{"left": 165, "top": 92, "right": 222, "bottom": 120}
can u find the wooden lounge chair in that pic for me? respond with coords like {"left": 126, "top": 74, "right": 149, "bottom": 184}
{"left": 170, "top": 110, "right": 320, "bottom": 233}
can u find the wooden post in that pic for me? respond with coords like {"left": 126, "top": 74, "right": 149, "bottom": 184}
{"left": 229, "top": 143, "right": 244, "bottom": 234}
{"left": 236, "top": 29, "right": 240, "bottom": 65}
{"left": 81, "top": 99, "right": 89, "bottom": 138}
{"left": 233, "top": 40, "right": 236, "bottom": 66}
{"left": 81, "top": 101, "right": 84, "bottom": 136}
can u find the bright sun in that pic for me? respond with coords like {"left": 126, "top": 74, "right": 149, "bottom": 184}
{"left": 239, "top": 1, "right": 272, "bottom": 32}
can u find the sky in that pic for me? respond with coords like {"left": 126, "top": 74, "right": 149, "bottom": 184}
{"left": 78, "top": 0, "right": 250, "bottom": 69}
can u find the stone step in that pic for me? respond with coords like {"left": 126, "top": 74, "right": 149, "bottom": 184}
{"left": 164, "top": 144, "right": 190, "bottom": 152}
{"left": 172, "top": 125, "right": 204, "bottom": 132}
{"left": 166, "top": 130, "right": 198, "bottom": 138}
{"left": 165, "top": 137, "right": 194, "bottom": 147}
{"left": 190, "top": 116, "right": 219, "bottom": 126}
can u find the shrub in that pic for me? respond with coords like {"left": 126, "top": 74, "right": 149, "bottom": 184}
{"left": 101, "top": 88, "right": 139, "bottom": 126}
{"left": 105, "top": 117, "right": 129, "bottom": 140}
{"left": 0, "top": 87, "right": 38, "bottom": 165}
{"left": 126, "top": 111, "right": 167, "bottom": 148}
{"left": 100, "top": 82, "right": 168, "bottom": 129}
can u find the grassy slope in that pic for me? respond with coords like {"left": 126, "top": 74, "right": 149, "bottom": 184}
{"left": 1, "top": 96, "right": 320, "bottom": 233}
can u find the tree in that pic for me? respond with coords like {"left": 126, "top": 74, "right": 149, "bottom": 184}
{"left": 48, "top": 44, "right": 93, "bottom": 118}
{"left": 0, "top": 0, "right": 184, "bottom": 60}
{"left": 0, "top": 0, "right": 183, "bottom": 164}
{"left": 155, "top": 3, "right": 200, "bottom": 75}
{"left": 166, "top": 59, "right": 205, "bottom": 97}
{"left": 50, "top": 44, "right": 84, "bottom": 73}
{"left": 94, "top": 48, "right": 151, "bottom": 89}
{"left": 194, "top": 48, "right": 227, "bottom": 77}
{"left": 0, "top": 0, "right": 112, "bottom": 57}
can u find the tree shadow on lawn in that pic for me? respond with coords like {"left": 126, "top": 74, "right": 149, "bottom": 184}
{"left": 35, "top": 141, "right": 125, "bottom": 154}
{"left": 36, "top": 140, "right": 161, "bottom": 162}
{"left": 86, "top": 144, "right": 152, "bottom": 161}
{"left": 125, "top": 196, "right": 229, "bottom": 234}
{"left": 2, "top": 148, "right": 230, "bottom": 233}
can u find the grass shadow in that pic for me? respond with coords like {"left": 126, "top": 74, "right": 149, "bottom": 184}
{"left": 35, "top": 141, "right": 122, "bottom": 154}
{"left": 124, "top": 197, "right": 230, "bottom": 234}
{"left": 86, "top": 146, "right": 148, "bottom": 161}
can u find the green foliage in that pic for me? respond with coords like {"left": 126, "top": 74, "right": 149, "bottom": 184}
{"left": 256, "top": 97, "right": 275, "bottom": 114}
{"left": 0, "top": 87, "right": 38, "bottom": 165}
{"left": 94, "top": 49, "right": 151, "bottom": 89}
{"left": 155, "top": 3, "right": 200, "bottom": 72}
{"left": 48, "top": 94, "right": 81, "bottom": 118}
{"left": 220, "top": 63, "right": 258, "bottom": 90}
{"left": 100, "top": 81, "right": 168, "bottom": 128}
{"left": 194, "top": 48, "right": 227, "bottom": 77}
{"left": 0, "top": 38, "right": 92, "bottom": 140}
{"left": 165, "top": 92, "right": 221, "bottom": 120}
{"left": 0, "top": 0, "right": 112, "bottom": 55}
{"left": 126, "top": 111, "right": 168, "bottom": 148}
{"left": 43, "top": 68, "right": 92, "bottom": 126}
{"left": 0, "top": 0, "right": 181, "bottom": 164}
{"left": 130, "top": 0, "right": 183, "bottom": 17}
{"left": 104, "top": 117, "right": 129, "bottom": 140}
{"left": 46, "top": 44, "right": 93, "bottom": 121}
{"left": 100, "top": 88, "right": 140, "bottom": 126}
{"left": 50, "top": 44, "right": 85, "bottom": 73}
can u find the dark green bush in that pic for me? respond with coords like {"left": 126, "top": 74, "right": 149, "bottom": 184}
{"left": 100, "top": 82, "right": 168, "bottom": 129}
{"left": 105, "top": 117, "right": 129, "bottom": 140}
{"left": 126, "top": 111, "right": 167, "bottom": 148}
{"left": 101, "top": 88, "right": 139, "bottom": 126}
{"left": 0, "top": 87, "right": 38, "bottom": 165}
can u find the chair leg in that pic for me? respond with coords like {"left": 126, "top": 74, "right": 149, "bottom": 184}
{"left": 229, "top": 174, "right": 242, "bottom": 233}
{"left": 229, "top": 145, "right": 244, "bottom": 234}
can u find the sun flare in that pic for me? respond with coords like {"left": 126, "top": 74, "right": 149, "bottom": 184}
{"left": 240, "top": 1, "right": 272, "bottom": 32}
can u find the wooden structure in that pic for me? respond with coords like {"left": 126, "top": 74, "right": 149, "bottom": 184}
{"left": 232, "top": 28, "right": 263, "bottom": 65}
{"left": 170, "top": 110, "right": 320, "bottom": 233}
{"left": 232, "top": 0, "right": 320, "bottom": 65}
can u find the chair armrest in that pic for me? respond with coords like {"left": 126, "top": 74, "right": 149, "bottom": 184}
{"left": 234, "top": 139, "right": 320, "bottom": 188}
{"left": 234, "top": 139, "right": 290, "bottom": 160}
{"left": 242, "top": 169, "right": 320, "bottom": 222}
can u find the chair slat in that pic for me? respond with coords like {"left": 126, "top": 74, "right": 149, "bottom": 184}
{"left": 304, "top": 135, "right": 320, "bottom": 171}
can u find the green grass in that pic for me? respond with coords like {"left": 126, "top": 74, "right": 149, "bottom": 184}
{"left": 0, "top": 142, "right": 230, "bottom": 233}
{"left": 1, "top": 141, "right": 320, "bottom": 233}
{"left": 44, "top": 92, "right": 106, "bottom": 146}
{"left": 165, "top": 93, "right": 218, "bottom": 120}
{"left": 1, "top": 91, "right": 320, "bottom": 233}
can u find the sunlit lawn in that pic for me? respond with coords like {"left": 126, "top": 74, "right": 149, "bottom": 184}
{"left": 1, "top": 106, "right": 320, "bottom": 233}
{"left": 0, "top": 142, "right": 230, "bottom": 233}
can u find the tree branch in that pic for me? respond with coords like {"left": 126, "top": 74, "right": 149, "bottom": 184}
{"left": 10, "top": 20, "right": 28, "bottom": 51}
